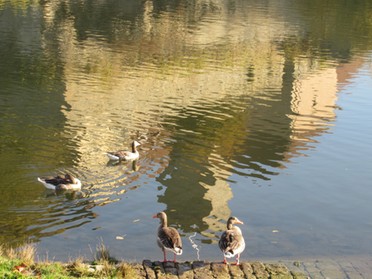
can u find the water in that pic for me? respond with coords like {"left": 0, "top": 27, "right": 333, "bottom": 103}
{"left": 1, "top": 0, "right": 372, "bottom": 262}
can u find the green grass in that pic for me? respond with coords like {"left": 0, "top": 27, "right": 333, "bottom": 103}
{"left": 0, "top": 243, "right": 141, "bottom": 278}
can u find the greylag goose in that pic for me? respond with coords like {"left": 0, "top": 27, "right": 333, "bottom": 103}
{"left": 218, "top": 216, "right": 245, "bottom": 265}
{"left": 37, "top": 173, "right": 82, "bottom": 191}
{"left": 106, "top": 141, "right": 140, "bottom": 161}
{"left": 153, "top": 211, "right": 182, "bottom": 262}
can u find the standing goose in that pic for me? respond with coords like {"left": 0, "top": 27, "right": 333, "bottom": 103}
{"left": 106, "top": 141, "right": 140, "bottom": 161}
{"left": 153, "top": 211, "right": 182, "bottom": 262}
{"left": 219, "top": 216, "right": 245, "bottom": 265}
{"left": 37, "top": 173, "right": 82, "bottom": 191}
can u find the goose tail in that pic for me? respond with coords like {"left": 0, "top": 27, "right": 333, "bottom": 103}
{"left": 106, "top": 153, "right": 120, "bottom": 161}
{"left": 223, "top": 251, "right": 235, "bottom": 258}
{"left": 174, "top": 247, "right": 183, "bottom": 255}
{"left": 37, "top": 177, "right": 56, "bottom": 190}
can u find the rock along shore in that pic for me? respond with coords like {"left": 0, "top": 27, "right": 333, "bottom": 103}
{"left": 126, "top": 260, "right": 308, "bottom": 278}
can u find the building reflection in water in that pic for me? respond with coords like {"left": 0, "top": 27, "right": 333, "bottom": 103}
{"left": 154, "top": 55, "right": 362, "bottom": 240}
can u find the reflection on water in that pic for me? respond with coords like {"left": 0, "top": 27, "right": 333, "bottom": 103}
{"left": 1, "top": 0, "right": 372, "bottom": 261}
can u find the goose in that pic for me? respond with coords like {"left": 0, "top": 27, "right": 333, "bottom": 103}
{"left": 153, "top": 211, "right": 182, "bottom": 262}
{"left": 106, "top": 141, "right": 140, "bottom": 161}
{"left": 37, "top": 173, "right": 82, "bottom": 191}
{"left": 219, "top": 216, "right": 245, "bottom": 265}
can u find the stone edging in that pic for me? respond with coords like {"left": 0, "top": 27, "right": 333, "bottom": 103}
{"left": 125, "top": 260, "right": 309, "bottom": 278}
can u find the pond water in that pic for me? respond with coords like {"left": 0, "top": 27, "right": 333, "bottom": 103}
{"left": 1, "top": 0, "right": 372, "bottom": 262}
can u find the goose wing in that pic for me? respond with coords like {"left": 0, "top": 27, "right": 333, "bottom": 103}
{"left": 158, "top": 227, "right": 182, "bottom": 254}
{"left": 113, "top": 150, "right": 130, "bottom": 157}
{"left": 219, "top": 229, "right": 244, "bottom": 256}
{"left": 40, "top": 175, "right": 66, "bottom": 186}
{"left": 107, "top": 150, "right": 132, "bottom": 160}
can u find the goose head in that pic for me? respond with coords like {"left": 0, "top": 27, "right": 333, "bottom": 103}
{"left": 227, "top": 216, "right": 244, "bottom": 229}
{"left": 153, "top": 211, "right": 168, "bottom": 226}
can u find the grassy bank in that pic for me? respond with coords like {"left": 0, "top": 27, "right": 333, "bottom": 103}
{"left": 0, "top": 243, "right": 139, "bottom": 278}
{"left": 0, "top": 243, "right": 308, "bottom": 278}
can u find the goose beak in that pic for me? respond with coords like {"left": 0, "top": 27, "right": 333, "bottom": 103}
{"left": 152, "top": 214, "right": 158, "bottom": 218}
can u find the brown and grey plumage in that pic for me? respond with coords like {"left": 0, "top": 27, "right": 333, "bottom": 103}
{"left": 219, "top": 216, "right": 245, "bottom": 265}
{"left": 153, "top": 211, "right": 182, "bottom": 262}
{"left": 106, "top": 141, "right": 140, "bottom": 161}
{"left": 37, "top": 173, "right": 82, "bottom": 191}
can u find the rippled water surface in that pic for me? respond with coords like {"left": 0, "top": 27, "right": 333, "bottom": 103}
{"left": 1, "top": 0, "right": 372, "bottom": 261}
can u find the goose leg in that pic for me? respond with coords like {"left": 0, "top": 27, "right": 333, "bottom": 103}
{"left": 234, "top": 254, "right": 240, "bottom": 265}
{"left": 162, "top": 249, "right": 167, "bottom": 262}
{"left": 223, "top": 256, "right": 227, "bottom": 264}
{"left": 173, "top": 253, "right": 177, "bottom": 263}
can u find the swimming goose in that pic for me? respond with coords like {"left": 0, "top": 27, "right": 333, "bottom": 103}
{"left": 219, "top": 216, "right": 245, "bottom": 265}
{"left": 37, "top": 173, "right": 82, "bottom": 191}
{"left": 106, "top": 141, "right": 140, "bottom": 161}
{"left": 153, "top": 211, "right": 182, "bottom": 262}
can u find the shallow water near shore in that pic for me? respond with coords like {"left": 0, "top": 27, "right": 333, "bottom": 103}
{"left": 1, "top": 0, "right": 372, "bottom": 264}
